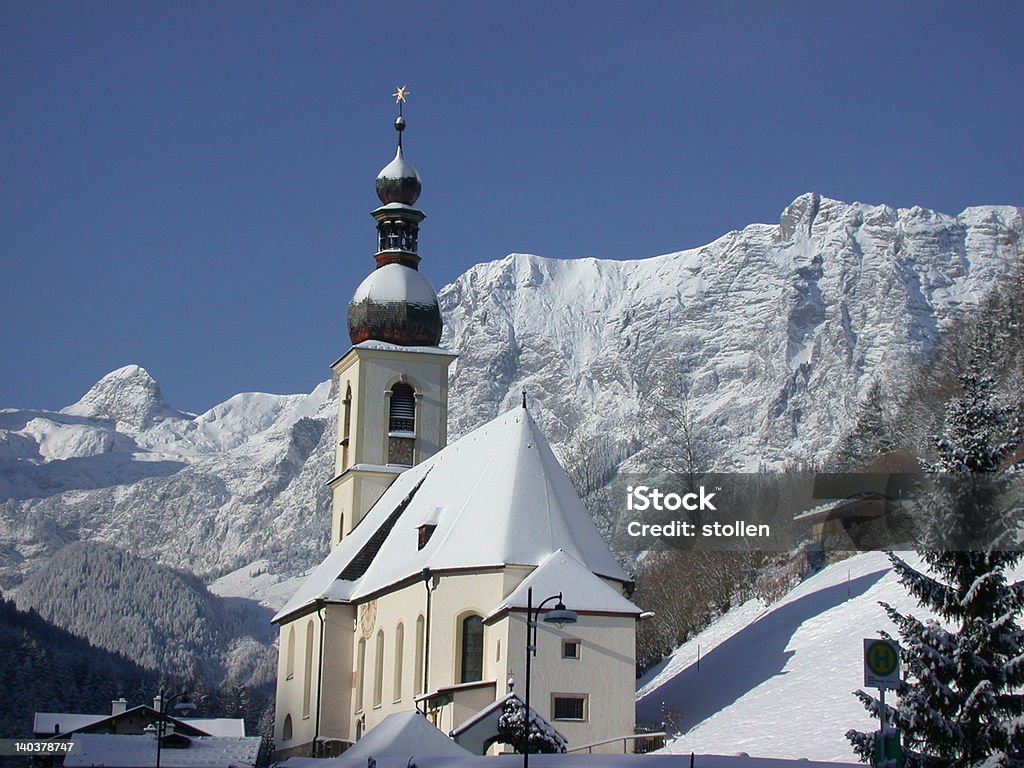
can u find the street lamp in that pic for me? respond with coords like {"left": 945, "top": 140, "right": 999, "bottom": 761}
{"left": 523, "top": 587, "right": 576, "bottom": 768}
{"left": 154, "top": 688, "right": 197, "bottom": 768}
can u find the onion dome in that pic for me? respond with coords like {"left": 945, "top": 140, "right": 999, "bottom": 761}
{"left": 347, "top": 263, "right": 442, "bottom": 346}
{"left": 375, "top": 117, "right": 422, "bottom": 206}
{"left": 349, "top": 89, "right": 441, "bottom": 347}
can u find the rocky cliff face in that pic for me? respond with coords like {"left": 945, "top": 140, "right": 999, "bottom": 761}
{"left": 1, "top": 195, "right": 1020, "bottom": 592}
{"left": 441, "top": 194, "right": 1023, "bottom": 466}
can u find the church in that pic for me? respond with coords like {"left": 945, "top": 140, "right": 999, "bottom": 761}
{"left": 272, "top": 92, "right": 640, "bottom": 758}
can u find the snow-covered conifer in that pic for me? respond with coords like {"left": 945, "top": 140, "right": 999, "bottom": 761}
{"left": 496, "top": 698, "right": 566, "bottom": 754}
{"left": 847, "top": 356, "right": 1024, "bottom": 767}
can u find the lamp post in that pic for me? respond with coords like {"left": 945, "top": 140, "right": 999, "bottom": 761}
{"left": 154, "top": 688, "right": 196, "bottom": 768}
{"left": 523, "top": 587, "right": 576, "bottom": 768}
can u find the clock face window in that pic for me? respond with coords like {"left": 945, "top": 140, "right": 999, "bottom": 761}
{"left": 389, "top": 436, "right": 414, "bottom": 465}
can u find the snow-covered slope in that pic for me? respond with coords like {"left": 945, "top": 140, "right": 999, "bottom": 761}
{"left": 635, "top": 552, "right": 1024, "bottom": 763}
{"left": 0, "top": 195, "right": 1020, "bottom": 594}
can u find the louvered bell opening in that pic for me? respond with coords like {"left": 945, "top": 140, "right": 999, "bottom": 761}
{"left": 389, "top": 384, "right": 415, "bottom": 433}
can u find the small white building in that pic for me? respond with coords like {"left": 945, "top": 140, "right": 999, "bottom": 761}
{"left": 272, "top": 100, "right": 640, "bottom": 759}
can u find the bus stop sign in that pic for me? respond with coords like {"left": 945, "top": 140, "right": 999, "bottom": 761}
{"left": 864, "top": 638, "right": 900, "bottom": 689}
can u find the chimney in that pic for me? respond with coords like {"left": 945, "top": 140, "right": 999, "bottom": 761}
{"left": 153, "top": 695, "right": 164, "bottom": 713}
{"left": 112, "top": 698, "right": 128, "bottom": 716}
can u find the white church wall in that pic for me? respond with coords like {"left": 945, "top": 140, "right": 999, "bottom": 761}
{"left": 273, "top": 612, "right": 325, "bottom": 755}
{"left": 504, "top": 611, "right": 637, "bottom": 753}
{"left": 351, "top": 569, "right": 509, "bottom": 738}
{"left": 318, "top": 603, "right": 357, "bottom": 741}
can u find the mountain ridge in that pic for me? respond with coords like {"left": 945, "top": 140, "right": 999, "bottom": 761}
{"left": 0, "top": 194, "right": 1020, "bottom": 594}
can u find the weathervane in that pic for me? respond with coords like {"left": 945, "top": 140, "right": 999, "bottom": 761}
{"left": 392, "top": 85, "right": 409, "bottom": 114}
{"left": 392, "top": 85, "right": 410, "bottom": 148}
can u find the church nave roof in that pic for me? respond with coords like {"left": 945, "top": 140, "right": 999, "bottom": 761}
{"left": 273, "top": 406, "right": 628, "bottom": 623}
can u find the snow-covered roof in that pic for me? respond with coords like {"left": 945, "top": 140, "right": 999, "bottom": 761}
{"left": 345, "top": 340, "right": 456, "bottom": 357}
{"left": 283, "top": 712, "right": 469, "bottom": 768}
{"left": 487, "top": 550, "right": 639, "bottom": 620}
{"left": 449, "top": 692, "right": 520, "bottom": 736}
{"left": 33, "top": 707, "right": 243, "bottom": 739}
{"left": 274, "top": 407, "right": 628, "bottom": 622}
{"left": 62, "top": 734, "right": 261, "bottom": 768}
{"left": 33, "top": 713, "right": 104, "bottom": 736}
{"left": 351, "top": 263, "right": 439, "bottom": 306}
{"left": 373, "top": 202, "right": 419, "bottom": 212}
{"left": 179, "top": 718, "right": 246, "bottom": 738}
{"left": 288, "top": 754, "right": 858, "bottom": 768}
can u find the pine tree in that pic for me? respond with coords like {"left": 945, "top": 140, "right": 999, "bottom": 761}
{"left": 833, "top": 379, "right": 898, "bottom": 470}
{"left": 847, "top": 361, "right": 1024, "bottom": 766}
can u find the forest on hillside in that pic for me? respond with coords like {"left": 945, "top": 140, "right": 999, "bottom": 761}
{"left": 0, "top": 543, "right": 276, "bottom": 744}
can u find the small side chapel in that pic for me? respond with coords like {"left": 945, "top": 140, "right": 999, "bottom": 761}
{"left": 272, "top": 93, "right": 640, "bottom": 759}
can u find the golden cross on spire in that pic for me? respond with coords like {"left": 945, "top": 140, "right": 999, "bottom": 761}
{"left": 392, "top": 85, "right": 410, "bottom": 104}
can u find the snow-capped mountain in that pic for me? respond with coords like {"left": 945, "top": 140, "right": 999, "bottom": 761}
{"left": 0, "top": 195, "right": 1020, "bottom": 593}
{"left": 441, "top": 194, "right": 1023, "bottom": 465}
{"left": 0, "top": 365, "right": 337, "bottom": 588}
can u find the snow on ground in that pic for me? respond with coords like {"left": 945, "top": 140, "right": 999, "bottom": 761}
{"left": 635, "top": 551, "right": 1023, "bottom": 763}
{"left": 208, "top": 559, "right": 310, "bottom": 611}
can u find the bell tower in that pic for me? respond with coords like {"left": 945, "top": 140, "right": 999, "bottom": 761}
{"left": 328, "top": 88, "right": 456, "bottom": 548}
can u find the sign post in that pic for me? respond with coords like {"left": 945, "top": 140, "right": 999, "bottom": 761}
{"left": 863, "top": 638, "right": 901, "bottom": 767}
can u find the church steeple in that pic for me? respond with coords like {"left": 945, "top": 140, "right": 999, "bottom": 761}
{"left": 347, "top": 88, "right": 443, "bottom": 347}
{"left": 330, "top": 88, "right": 455, "bottom": 547}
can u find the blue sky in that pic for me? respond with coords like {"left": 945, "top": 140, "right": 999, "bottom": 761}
{"left": 2, "top": 1, "right": 1022, "bottom": 413}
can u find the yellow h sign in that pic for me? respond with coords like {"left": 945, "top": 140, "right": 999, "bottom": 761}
{"left": 863, "top": 638, "right": 900, "bottom": 689}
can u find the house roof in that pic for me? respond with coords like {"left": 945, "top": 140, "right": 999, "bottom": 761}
{"left": 62, "top": 734, "right": 261, "bottom": 768}
{"left": 283, "top": 711, "right": 470, "bottom": 768}
{"left": 33, "top": 713, "right": 105, "bottom": 736}
{"left": 487, "top": 550, "right": 640, "bottom": 620}
{"left": 33, "top": 706, "right": 226, "bottom": 739}
{"left": 179, "top": 718, "right": 247, "bottom": 738}
{"left": 274, "top": 407, "right": 627, "bottom": 622}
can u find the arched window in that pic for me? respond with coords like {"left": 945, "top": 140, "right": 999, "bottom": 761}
{"left": 341, "top": 384, "right": 352, "bottom": 468}
{"left": 388, "top": 383, "right": 416, "bottom": 464}
{"left": 389, "top": 383, "right": 415, "bottom": 432}
{"left": 286, "top": 625, "right": 295, "bottom": 679}
{"left": 282, "top": 714, "right": 293, "bottom": 742}
{"left": 373, "top": 629, "right": 385, "bottom": 708}
{"left": 459, "top": 614, "right": 484, "bottom": 683}
{"left": 302, "top": 619, "right": 314, "bottom": 718}
{"left": 414, "top": 615, "right": 425, "bottom": 695}
{"left": 393, "top": 623, "right": 405, "bottom": 702}
{"left": 355, "top": 638, "right": 366, "bottom": 712}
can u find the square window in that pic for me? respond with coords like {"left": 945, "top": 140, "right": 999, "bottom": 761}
{"left": 562, "top": 639, "right": 581, "bottom": 659}
{"left": 552, "top": 694, "right": 587, "bottom": 721}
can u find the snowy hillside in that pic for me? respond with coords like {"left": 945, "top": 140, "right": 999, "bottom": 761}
{"left": 635, "top": 552, "right": 1024, "bottom": 763}
{"left": 0, "top": 195, "right": 1020, "bottom": 595}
